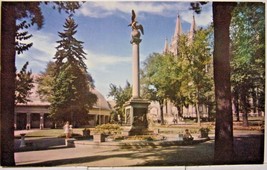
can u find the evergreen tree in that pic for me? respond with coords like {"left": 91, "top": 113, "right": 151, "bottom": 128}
{"left": 1, "top": 2, "right": 82, "bottom": 165}
{"left": 50, "top": 17, "right": 97, "bottom": 127}
{"left": 54, "top": 17, "right": 87, "bottom": 71}
{"left": 15, "top": 61, "right": 34, "bottom": 104}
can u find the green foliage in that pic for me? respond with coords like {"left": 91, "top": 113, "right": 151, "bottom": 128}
{"left": 54, "top": 17, "right": 87, "bottom": 71}
{"left": 36, "top": 61, "right": 56, "bottom": 102}
{"left": 50, "top": 17, "right": 97, "bottom": 126}
{"left": 15, "top": 61, "right": 34, "bottom": 104}
{"left": 199, "top": 127, "right": 210, "bottom": 133}
{"left": 94, "top": 123, "right": 123, "bottom": 135}
{"left": 1, "top": 1, "right": 83, "bottom": 166}
{"left": 141, "top": 53, "right": 171, "bottom": 124}
{"left": 230, "top": 3, "right": 265, "bottom": 119}
{"left": 189, "top": 2, "right": 209, "bottom": 14}
{"left": 14, "top": 2, "right": 83, "bottom": 55}
{"left": 185, "top": 28, "right": 215, "bottom": 120}
{"left": 108, "top": 81, "right": 132, "bottom": 122}
{"left": 141, "top": 26, "right": 214, "bottom": 123}
{"left": 125, "top": 135, "right": 158, "bottom": 141}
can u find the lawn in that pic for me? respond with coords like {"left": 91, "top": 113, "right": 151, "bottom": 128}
{"left": 15, "top": 128, "right": 88, "bottom": 138}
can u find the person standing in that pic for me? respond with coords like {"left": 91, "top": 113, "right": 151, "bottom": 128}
{"left": 63, "top": 121, "right": 70, "bottom": 138}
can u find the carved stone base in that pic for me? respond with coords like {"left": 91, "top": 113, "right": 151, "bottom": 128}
{"left": 123, "top": 98, "right": 151, "bottom": 136}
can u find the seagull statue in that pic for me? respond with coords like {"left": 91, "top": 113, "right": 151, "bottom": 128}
{"left": 128, "top": 9, "right": 144, "bottom": 35}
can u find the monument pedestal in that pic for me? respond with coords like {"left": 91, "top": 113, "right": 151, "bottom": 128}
{"left": 123, "top": 98, "right": 151, "bottom": 136}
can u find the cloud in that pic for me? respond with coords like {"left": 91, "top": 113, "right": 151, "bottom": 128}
{"left": 85, "top": 49, "right": 131, "bottom": 72}
{"left": 16, "top": 30, "right": 58, "bottom": 72}
{"left": 180, "top": 4, "right": 212, "bottom": 27}
{"left": 78, "top": 1, "right": 212, "bottom": 26}
{"left": 17, "top": 30, "right": 57, "bottom": 63}
{"left": 79, "top": 2, "right": 191, "bottom": 18}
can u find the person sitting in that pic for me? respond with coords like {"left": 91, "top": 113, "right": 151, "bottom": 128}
{"left": 173, "top": 117, "right": 178, "bottom": 124}
{"left": 183, "top": 129, "right": 194, "bottom": 141}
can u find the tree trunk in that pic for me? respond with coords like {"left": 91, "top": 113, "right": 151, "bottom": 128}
{"left": 252, "top": 88, "right": 257, "bottom": 114}
{"left": 233, "top": 91, "right": 240, "bottom": 121}
{"left": 160, "top": 106, "right": 164, "bottom": 125}
{"left": 195, "top": 103, "right": 201, "bottom": 127}
{"left": 1, "top": 2, "right": 16, "bottom": 166}
{"left": 176, "top": 105, "right": 183, "bottom": 118}
{"left": 159, "top": 100, "right": 164, "bottom": 125}
{"left": 241, "top": 93, "right": 249, "bottom": 127}
{"left": 213, "top": 2, "right": 236, "bottom": 164}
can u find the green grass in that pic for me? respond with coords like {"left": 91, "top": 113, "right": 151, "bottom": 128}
{"left": 16, "top": 128, "right": 88, "bottom": 138}
{"left": 21, "top": 129, "right": 64, "bottom": 138}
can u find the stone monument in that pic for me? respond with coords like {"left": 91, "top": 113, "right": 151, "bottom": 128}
{"left": 123, "top": 10, "right": 150, "bottom": 136}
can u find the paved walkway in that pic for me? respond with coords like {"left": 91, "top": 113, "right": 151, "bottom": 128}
{"left": 15, "top": 140, "right": 215, "bottom": 167}
{"left": 14, "top": 131, "right": 264, "bottom": 167}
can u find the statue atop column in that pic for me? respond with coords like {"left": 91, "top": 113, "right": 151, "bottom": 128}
{"left": 128, "top": 9, "right": 144, "bottom": 44}
{"left": 123, "top": 9, "right": 151, "bottom": 136}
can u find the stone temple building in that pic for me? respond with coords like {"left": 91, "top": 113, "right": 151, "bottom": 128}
{"left": 14, "top": 75, "right": 111, "bottom": 130}
{"left": 148, "top": 15, "right": 209, "bottom": 124}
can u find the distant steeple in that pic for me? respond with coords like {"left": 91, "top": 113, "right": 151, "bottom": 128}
{"left": 174, "top": 15, "right": 183, "bottom": 38}
{"left": 169, "top": 14, "right": 183, "bottom": 56}
{"left": 188, "top": 14, "right": 197, "bottom": 44}
{"left": 163, "top": 38, "right": 169, "bottom": 54}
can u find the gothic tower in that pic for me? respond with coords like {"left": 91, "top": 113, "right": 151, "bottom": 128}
{"left": 169, "top": 15, "right": 182, "bottom": 56}
{"left": 188, "top": 14, "right": 197, "bottom": 44}
{"left": 164, "top": 15, "right": 197, "bottom": 56}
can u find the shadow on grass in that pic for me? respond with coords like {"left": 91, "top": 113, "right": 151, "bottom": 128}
{"left": 16, "top": 133, "right": 264, "bottom": 167}
{"left": 17, "top": 141, "right": 215, "bottom": 167}
{"left": 233, "top": 133, "right": 264, "bottom": 164}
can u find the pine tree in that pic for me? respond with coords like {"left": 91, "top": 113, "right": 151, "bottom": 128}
{"left": 50, "top": 17, "right": 97, "bottom": 127}
{"left": 1, "top": 2, "right": 82, "bottom": 166}
{"left": 15, "top": 61, "right": 34, "bottom": 104}
{"left": 54, "top": 17, "right": 87, "bottom": 71}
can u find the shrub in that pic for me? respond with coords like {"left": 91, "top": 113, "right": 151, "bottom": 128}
{"left": 94, "top": 123, "right": 123, "bottom": 135}
{"left": 199, "top": 127, "right": 210, "bottom": 133}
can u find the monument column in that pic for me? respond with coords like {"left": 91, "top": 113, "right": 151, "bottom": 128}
{"left": 123, "top": 10, "right": 151, "bottom": 136}
{"left": 132, "top": 39, "right": 140, "bottom": 98}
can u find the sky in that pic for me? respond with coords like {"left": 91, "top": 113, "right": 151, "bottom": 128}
{"left": 16, "top": 1, "right": 213, "bottom": 99}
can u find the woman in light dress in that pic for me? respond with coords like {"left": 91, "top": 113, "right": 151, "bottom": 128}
{"left": 63, "top": 121, "right": 70, "bottom": 138}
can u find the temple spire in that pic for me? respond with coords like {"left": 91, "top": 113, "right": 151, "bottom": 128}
{"left": 174, "top": 14, "right": 182, "bottom": 38}
{"left": 163, "top": 38, "right": 169, "bottom": 54}
{"left": 169, "top": 14, "right": 182, "bottom": 56}
{"left": 188, "top": 14, "right": 197, "bottom": 44}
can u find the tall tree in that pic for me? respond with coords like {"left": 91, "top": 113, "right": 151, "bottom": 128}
{"left": 212, "top": 2, "right": 236, "bottom": 164}
{"left": 15, "top": 62, "right": 34, "bottom": 104}
{"left": 141, "top": 53, "right": 173, "bottom": 125}
{"left": 178, "top": 28, "right": 213, "bottom": 126}
{"left": 1, "top": 2, "right": 82, "bottom": 165}
{"left": 1, "top": 3, "right": 16, "bottom": 166}
{"left": 230, "top": 2, "right": 265, "bottom": 126}
{"left": 50, "top": 17, "right": 97, "bottom": 127}
{"left": 190, "top": 1, "right": 236, "bottom": 164}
